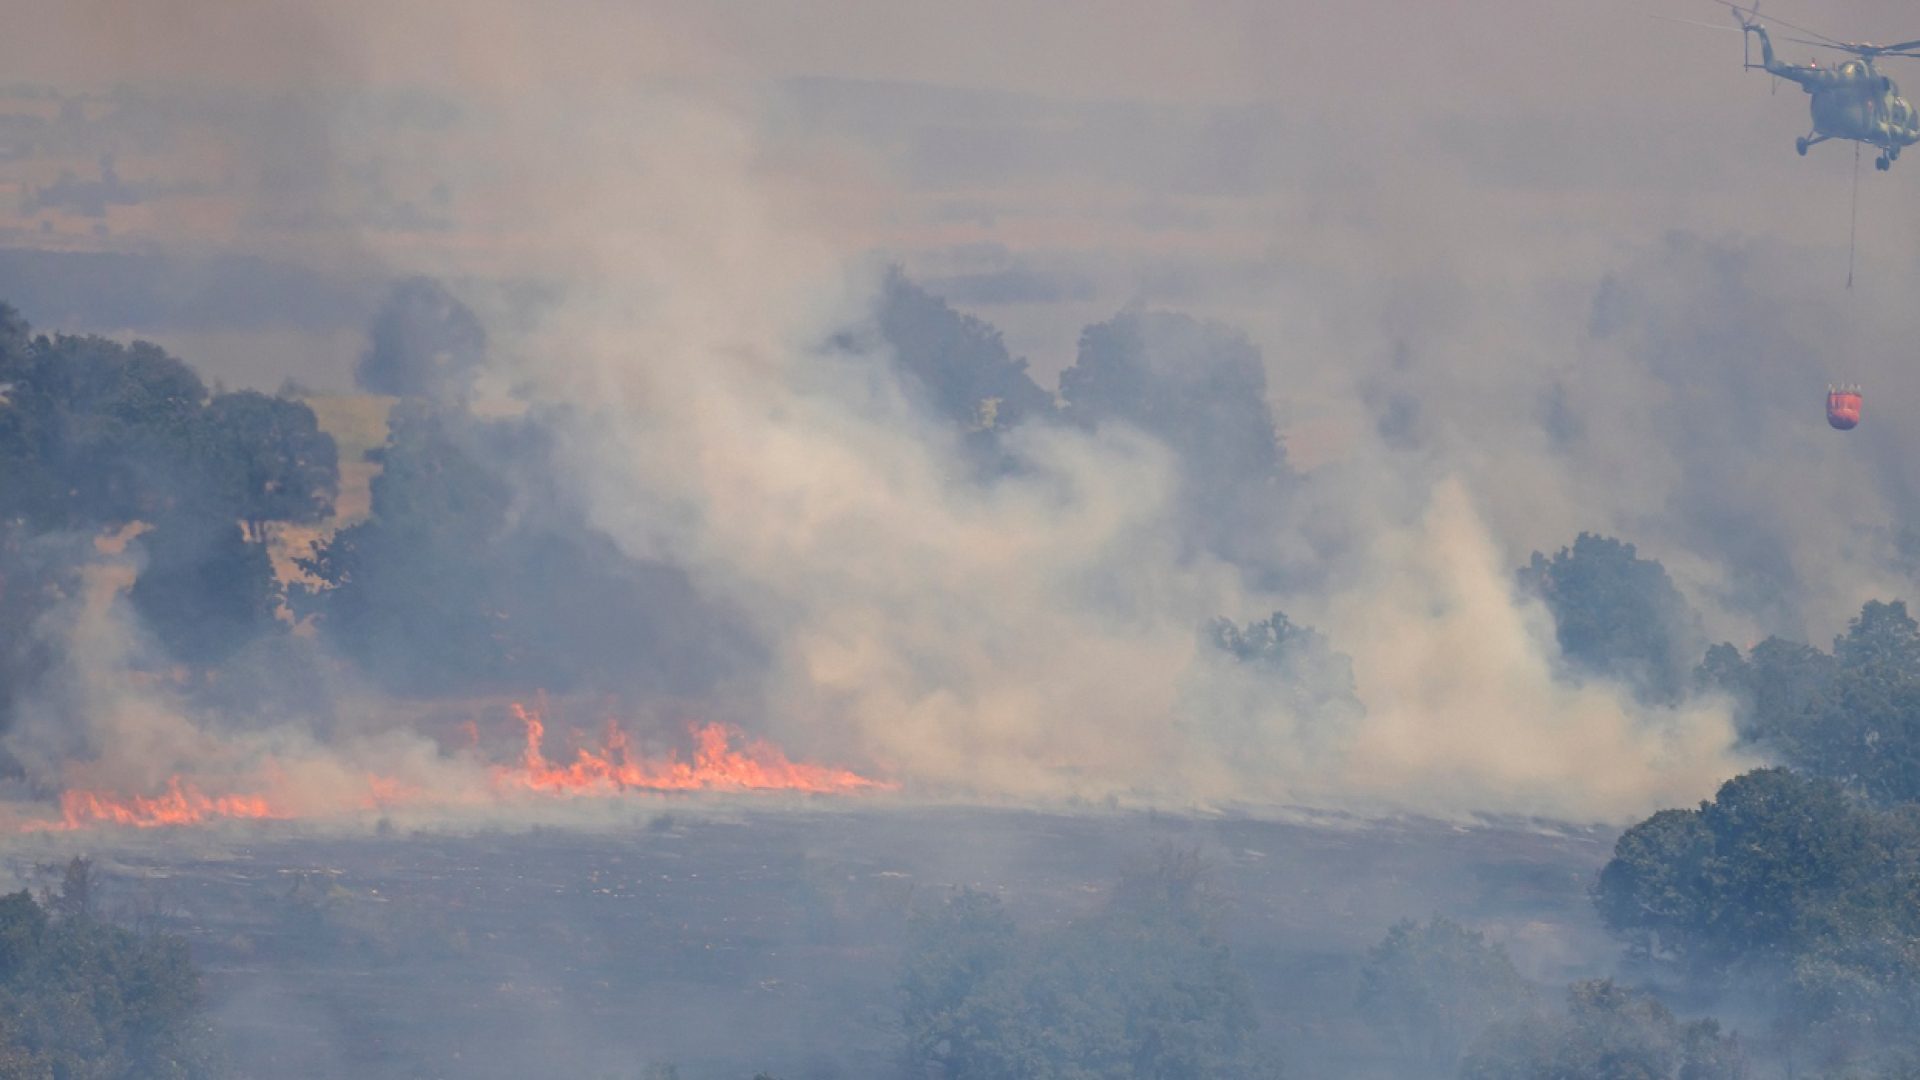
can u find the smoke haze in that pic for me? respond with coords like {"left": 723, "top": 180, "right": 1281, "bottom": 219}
{"left": 11, "top": 0, "right": 1920, "bottom": 829}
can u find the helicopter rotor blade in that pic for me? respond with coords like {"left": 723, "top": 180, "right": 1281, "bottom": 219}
{"left": 1779, "top": 35, "right": 1852, "bottom": 52}
{"left": 1706, "top": 0, "right": 1850, "bottom": 48}
{"left": 1659, "top": 9, "right": 1836, "bottom": 55}
{"left": 1653, "top": 13, "right": 1745, "bottom": 33}
{"left": 1872, "top": 38, "right": 1920, "bottom": 54}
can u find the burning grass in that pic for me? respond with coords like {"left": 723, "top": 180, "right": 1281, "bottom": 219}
{"left": 18, "top": 704, "right": 896, "bottom": 833}
{"left": 501, "top": 704, "right": 895, "bottom": 797}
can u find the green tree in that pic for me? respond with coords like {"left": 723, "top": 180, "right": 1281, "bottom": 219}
{"left": 1357, "top": 917, "right": 1532, "bottom": 1070}
{"left": 1593, "top": 767, "right": 1920, "bottom": 1061}
{"left": 1207, "top": 611, "right": 1364, "bottom": 728}
{"left": 901, "top": 888, "right": 1022, "bottom": 1079}
{"left": 1518, "top": 533, "right": 1698, "bottom": 704}
{"left": 0, "top": 333, "right": 207, "bottom": 530}
{"left": 1740, "top": 638, "right": 1835, "bottom": 752}
{"left": 296, "top": 401, "right": 514, "bottom": 690}
{"left": 1595, "top": 769, "right": 1876, "bottom": 974}
{"left": 1695, "top": 602, "right": 1920, "bottom": 805}
{"left": 198, "top": 390, "right": 338, "bottom": 536}
{"left": 1836, "top": 602, "right": 1920, "bottom": 678}
{"left": 0, "top": 307, "right": 341, "bottom": 712}
{"left": 1592, "top": 807, "right": 1716, "bottom": 964}
{"left": 1061, "top": 310, "right": 1290, "bottom": 571}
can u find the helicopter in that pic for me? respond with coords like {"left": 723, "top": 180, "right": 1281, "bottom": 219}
{"left": 1716, "top": 2, "right": 1920, "bottom": 170}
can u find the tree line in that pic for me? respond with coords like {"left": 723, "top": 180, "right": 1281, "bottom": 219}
{"left": 1344, "top": 531, "right": 1920, "bottom": 1079}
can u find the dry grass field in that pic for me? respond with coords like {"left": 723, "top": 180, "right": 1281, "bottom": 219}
{"left": 43, "top": 808, "right": 1617, "bottom": 1080}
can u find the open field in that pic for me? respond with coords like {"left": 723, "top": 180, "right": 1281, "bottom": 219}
{"left": 20, "top": 807, "right": 1620, "bottom": 1080}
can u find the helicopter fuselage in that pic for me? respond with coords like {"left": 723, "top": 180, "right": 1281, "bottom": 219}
{"left": 1751, "top": 26, "right": 1920, "bottom": 159}
{"left": 1800, "top": 62, "right": 1919, "bottom": 149}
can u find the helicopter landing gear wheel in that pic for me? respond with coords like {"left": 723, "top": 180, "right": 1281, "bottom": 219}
{"left": 1797, "top": 136, "right": 1811, "bottom": 156}
{"left": 1878, "top": 154, "right": 1893, "bottom": 170}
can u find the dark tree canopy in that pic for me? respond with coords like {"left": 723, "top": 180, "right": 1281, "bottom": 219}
{"left": 0, "top": 333, "right": 207, "bottom": 530}
{"left": 1518, "top": 533, "right": 1698, "bottom": 703}
{"left": 297, "top": 401, "right": 755, "bottom": 697}
{"left": 0, "top": 327, "right": 338, "bottom": 536}
{"left": 129, "top": 517, "right": 282, "bottom": 668}
{"left": 1696, "top": 601, "right": 1920, "bottom": 805}
{"left": 199, "top": 390, "right": 338, "bottom": 533}
{"left": 877, "top": 269, "right": 1055, "bottom": 434}
{"left": 1594, "top": 767, "right": 1920, "bottom": 1052}
{"left": 353, "top": 276, "right": 487, "bottom": 400}
{"left": 0, "top": 309, "right": 342, "bottom": 693}
{"left": 1836, "top": 600, "right": 1920, "bottom": 678}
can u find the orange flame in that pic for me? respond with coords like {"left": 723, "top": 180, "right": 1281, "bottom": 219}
{"left": 47, "top": 777, "right": 288, "bottom": 830}
{"left": 499, "top": 704, "right": 894, "bottom": 796}
{"left": 20, "top": 705, "right": 895, "bottom": 831}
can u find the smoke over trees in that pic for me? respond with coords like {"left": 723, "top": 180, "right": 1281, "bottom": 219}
{"left": 1061, "top": 310, "right": 1293, "bottom": 576}
{"left": 1357, "top": 917, "right": 1532, "bottom": 1072}
{"left": 1594, "top": 768, "right": 1920, "bottom": 1068}
{"left": 1458, "top": 981, "right": 1746, "bottom": 1080}
{"left": 1697, "top": 601, "right": 1920, "bottom": 805}
{"left": 1594, "top": 593, "right": 1920, "bottom": 1070}
{"left": 901, "top": 847, "right": 1278, "bottom": 1080}
{"left": 295, "top": 398, "right": 756, "bottom": 698}
{"left": 353, "top": 277, "right": 487, "bottom": 401}
{"left": 15, "top": 260, "right": 1920, "bottom": 1075}
{"left": 0, "top": 303, "right": 340, "bottom": 735}
{"left": 876, "top": 268, "right": 1054, "bottom": 436}
{"left": 1519, "top": 533, "right": 1700, "bottom": 704}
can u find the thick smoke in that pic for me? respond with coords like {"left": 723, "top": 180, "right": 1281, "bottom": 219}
{"left": 355, "top": 79, "right": 1746, "bottom": 821}
{"left": 42, "top": 0, "right": 1920, "bottom": 827}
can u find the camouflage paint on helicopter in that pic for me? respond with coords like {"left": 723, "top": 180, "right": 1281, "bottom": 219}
{"left": 1728, "top": 4, "right": 1920, "bottom": 170}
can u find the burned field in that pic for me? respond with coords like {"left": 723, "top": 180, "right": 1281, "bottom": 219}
{"left": 42, "top": 806, "right": 1618, "bottom": 1080}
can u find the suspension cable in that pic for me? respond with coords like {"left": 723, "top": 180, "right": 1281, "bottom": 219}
{"left": 1849, "top": 141, "right": 1862, "bottom": 290}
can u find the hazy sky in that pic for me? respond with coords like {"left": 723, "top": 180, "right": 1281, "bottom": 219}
{"left": 4, "top": 0, "right": 1916, "bottom": 400}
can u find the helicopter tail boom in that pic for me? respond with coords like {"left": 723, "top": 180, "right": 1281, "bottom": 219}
{"left": 1744, "top": 23, "right": 1827, "bottom": 88}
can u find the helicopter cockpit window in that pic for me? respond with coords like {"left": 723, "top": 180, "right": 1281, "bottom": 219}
{"left": 1841, "top": 60, "right": 1866, "bottom": 78}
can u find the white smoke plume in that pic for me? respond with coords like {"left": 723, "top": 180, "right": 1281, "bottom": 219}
{"left": 15, "top": 0, "right": 1870, "bottom": 828}
{"left": 426, "top": 82, "right": 1754, "bottom": 823}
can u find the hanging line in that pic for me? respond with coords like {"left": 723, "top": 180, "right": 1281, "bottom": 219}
{"left": 1848, "top": 141, "right": 1862, "bottom": 290}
